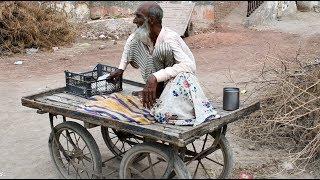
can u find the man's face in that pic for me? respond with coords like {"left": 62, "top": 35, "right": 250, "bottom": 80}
{"left": 133, "top": 6, "right": 148, "bottom": 27}
{"left": 134, "top": 18, "right": 152, "bottom": 45}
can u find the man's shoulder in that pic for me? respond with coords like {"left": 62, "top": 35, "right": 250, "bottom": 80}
{"left": 164, "top": 27, "right": 179, "bottom": 37}
{"left": 162, "top": 27, "right": 182, "bottom": 41}
{"left": 126, "top": 32, "right": 136, "bottom": 42}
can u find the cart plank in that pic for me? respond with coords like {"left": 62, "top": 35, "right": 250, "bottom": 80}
{"left": 21, "top": 83, "right": 259, "bottom": 147}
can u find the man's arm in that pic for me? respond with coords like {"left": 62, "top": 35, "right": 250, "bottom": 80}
{"left": 109, "top": 33, "right": 135, "bottom": 80}
{"left": 152, "top": 38, "right": 196, "bottom": 82}
{"left": 118, "top": 33, "right": 135, "bottom": 70}
{"left": 141, "top": 37, "right": 196, "bottom": 108}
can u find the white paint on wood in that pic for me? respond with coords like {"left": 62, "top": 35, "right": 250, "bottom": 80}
{"left": 159, "top": 2, "right": 195, "bottom": 36}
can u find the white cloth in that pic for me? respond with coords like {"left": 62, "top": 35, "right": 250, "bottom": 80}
{"left": 151, "top": 72, "right": 220, "bottom": 126}
{"left": 118, "top": 27, "right": 196, "bottom": 83}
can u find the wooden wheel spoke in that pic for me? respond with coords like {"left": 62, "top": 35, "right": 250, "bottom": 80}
{"left": 141, "top": 159, "right": 162, "bottom": 173}
{"left": 70, "top": 160, "right": 81, "bottom": 179}
{"left": 193, "top": 160, "right": 201, "bottom": 178}
{"left": 199, "top": 160, "right": 211, "bottom": 178}
{"left": 63, "top": 130, "right": 77, "bottom": 149}
{"left": 67, "top": 160, "right": 71, "bottom": 175}
{"left": 147, "top": 154, "right": 155, "bottom": 178}
{"left": 205, "top": 156, "right": 224, "bottom": 166}
{"left": 62, "top": 133, "right": 70, "bottom": 152}
{"left": 73, "top": 132, "right": 79, "bottom": 147}
{"left": 201, "top": 134, "right": 209, "bottom": 151}
{"left": 191, "top": 142, "right": 198, "bottom": 153}
{"left": 80, "top": 159, "right": 91, "bottom": 178}
{"left": 110, "top": 136, "right": 117, "bottom": 140}
{"left": 134, "top": 138, "right": 141, "bottom": 144}
{"left": 120, "top": 141, "right": 125, "bottom": 152}
{"left": 76, "top": 136, "right": 81, "bottom": 147}
{"left": 112, "top": 139, "right": 120, "bottom": 148}
{"left": 109, "top": 131, "right": 116, "bottom": 135}
{"left": 126, "top": 139, "right": 134, "bottom": 147}
{"left": 129, "top": 166, "right": 146, "bottom": 179}
{"left": 83, "top": 155, "right": 92, "bottom": 163}
{"left": 81, "top": 144, "right": 87, "bottom": 151}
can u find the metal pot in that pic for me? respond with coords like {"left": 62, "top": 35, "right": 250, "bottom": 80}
{"left": 223, "top": 87, "right": 240, "bottom": 111}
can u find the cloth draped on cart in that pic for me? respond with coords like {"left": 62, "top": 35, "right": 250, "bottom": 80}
{"left": 78, "top": 93, "right": 155, "bottom": 125}
{"left": 150, "top": 72, "right": 220, "bottom": 126}
{"left": 78, "top": 72, "right": 220, "bottom": 126}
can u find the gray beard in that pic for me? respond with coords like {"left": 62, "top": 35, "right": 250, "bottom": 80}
{"left": 134, "top": 20, "right": 153, "bottom": 46}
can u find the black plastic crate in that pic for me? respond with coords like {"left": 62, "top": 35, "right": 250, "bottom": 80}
{"left": 65, "top": 64, "right": 122, "bottom": 98}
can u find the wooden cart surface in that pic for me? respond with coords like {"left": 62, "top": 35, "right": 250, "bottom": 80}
{"left": 21, "top": 81, "right": 260, "bottom": 148}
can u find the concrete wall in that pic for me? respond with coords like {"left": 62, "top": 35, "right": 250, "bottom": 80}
{"left": 296, "top": 1, "right": 320, "bottom": 12}
{"left": 245, "top": 1, "right": 297, "bottom": 27}
{"left": 41, "top": 1, "right": 217, "bottom": 39}
{"left": 40, "top": 1, "right": 91, "bottom": 22}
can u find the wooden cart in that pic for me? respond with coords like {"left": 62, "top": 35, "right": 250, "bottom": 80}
{"left": 21, "top": 79, "right": 260, "bottom": 179}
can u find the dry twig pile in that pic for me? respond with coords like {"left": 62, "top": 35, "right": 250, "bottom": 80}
{"left": 0, "top": 2, "right": 77, "bottom": 55}
{"left": 240, "top": 58, "right": 319, "bottom": 172}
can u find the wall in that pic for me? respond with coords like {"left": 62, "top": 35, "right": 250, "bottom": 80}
{"left": 245, "top": 1, "right": 297, "bottom": 27}
{"left": 41, "top": 1, "right": 219, "bottom": 39}
{"left": 296, "top": 1, "right": 320, "bottom": 12}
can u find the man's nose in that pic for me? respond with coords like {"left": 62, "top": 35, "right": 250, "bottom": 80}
{"left": 133, "top": 17, "right": 138, "bottom": 24}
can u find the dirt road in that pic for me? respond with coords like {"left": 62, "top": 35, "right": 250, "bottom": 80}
{"left": 0, "top": 12, "right": 319, "bottom": 178}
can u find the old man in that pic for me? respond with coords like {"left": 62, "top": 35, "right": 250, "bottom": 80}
{"left": 109, "top": 2, "right": 219, "bottom": 126}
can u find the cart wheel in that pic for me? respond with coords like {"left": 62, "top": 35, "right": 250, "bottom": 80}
{"left": 49, "top": 121, "right": 102, "bottom": 179}
{"left": 119, "top": 143, "right": 191, "bottom": 179}
{"left": 183, "top": 134, "right": 233, "bottom": 179}
{"left": 101, "top": 126, "right": 145, "bottom": 159}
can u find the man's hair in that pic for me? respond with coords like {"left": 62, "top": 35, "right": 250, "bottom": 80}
{"left": 148, "top": 5, "right": 163, "bottom": 24}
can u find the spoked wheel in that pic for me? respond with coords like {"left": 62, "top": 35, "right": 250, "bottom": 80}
{"left": 182, "top": 133, "right": 233, "bottom": 179}
{"left": 49, "top": 121, "right": 102, "bottom": 179}
{"left": 119, "top": 143, "right": 191, "bottom": 179}
{"left": 101, "top": 126, "right": 145, "bottom": 159}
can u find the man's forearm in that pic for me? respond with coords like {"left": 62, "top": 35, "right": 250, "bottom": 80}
{"left": 118, "top": 60, "right": 128, "bottom": 70}
{"left": 153, "top": 61, "right": 196, "bottom": 82}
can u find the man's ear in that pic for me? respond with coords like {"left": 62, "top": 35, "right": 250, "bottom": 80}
{"left": 148, "top": 16, "right": 156, "bottom": 25}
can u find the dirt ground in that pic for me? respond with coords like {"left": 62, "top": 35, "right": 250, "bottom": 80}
{"left": 0, "top": 5, "right": 319, "bottom": 179}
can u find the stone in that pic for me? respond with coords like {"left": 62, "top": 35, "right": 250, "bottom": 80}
{"left": 75, "top": 3, "right": 90, "bottom": 20}
{"left": 90, "top": 7, "right": 104, "bottom": 20}
{"left": 241, "top": 89, "right": 247, "bottom": 94}
{"left": 99, "top": 45, "right": 106, "bottom": 50}
{"left": 99, "top": 34, "right": 106, "bottom": 39}
{"left": 78, "top": 43, "right": 91, "bottom": 47}
{"left": 248, "top": 145, "right": 255, "bottom": 150}
{"left": 239, "top": 172, "right": 253, "bottom": 179}
{"left": 63, "top": 2, "right": 74, "bottom": 14}
{"left": 314, "top": 5, "right": 320, "bottom": 13}
{"left": 282, "top": 161, "right": 294, "bottom": 171}
{"left": 52, "top": 47, "right": 59, "bottom": 51}
{"left": 14, "top": 61, "right": 23, "bottom": 65}
{"left": 26, "top": 48, "right": 39, "bottom": 55}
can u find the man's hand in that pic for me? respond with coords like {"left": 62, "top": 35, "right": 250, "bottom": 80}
{"left": 142, "top": 75, "right": 158, "bottom": 109}
{"left": 107, "top": 69, "right": 124, "bottom": 81}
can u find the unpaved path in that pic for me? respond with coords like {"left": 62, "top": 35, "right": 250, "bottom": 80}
{"left": 0, "top": 10, "right": 319, "bottom": 179}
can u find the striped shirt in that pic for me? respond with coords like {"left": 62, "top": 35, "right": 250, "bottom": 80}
{"left": 118, "top": 27, "right": 196, "bottom": 82}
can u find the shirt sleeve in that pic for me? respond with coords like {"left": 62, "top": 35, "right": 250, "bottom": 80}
{"left": 152, "top": 38, "right": 196, "bottom": 82}
{"left": 118, "top": 33, "right": 135, "bottom": 70}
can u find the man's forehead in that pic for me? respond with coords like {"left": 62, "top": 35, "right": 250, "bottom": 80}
{"left": 134, "top": 5, "right": 148, "bottom": 16}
